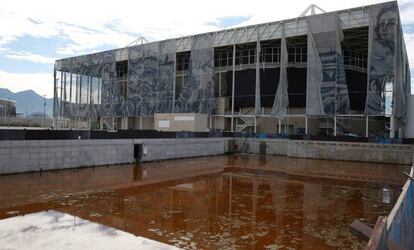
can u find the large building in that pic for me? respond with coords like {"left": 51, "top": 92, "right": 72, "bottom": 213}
{"left": 54, "top": 1, "right": 411, "bottom": 138}
{"left": 0, "top": 99, "right": 16, "bottom": 118}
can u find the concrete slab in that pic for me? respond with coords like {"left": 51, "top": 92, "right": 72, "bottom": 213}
{"left": 0, "top": 210, "right": 178, "bottom": 250}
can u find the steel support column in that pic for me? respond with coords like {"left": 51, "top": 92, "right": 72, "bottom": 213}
{"left": 231, "top": 44, "right": 236, "bottom": 132}
{"left": 305, "top": 116, "right": 308, "bottom": 135}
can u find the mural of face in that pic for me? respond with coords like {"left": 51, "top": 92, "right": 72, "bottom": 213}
{"left": 377, "top": 10, "right": 396, "bottom": 41}
{"left": 374, "top": 5, "right": 396, "bottom": 54}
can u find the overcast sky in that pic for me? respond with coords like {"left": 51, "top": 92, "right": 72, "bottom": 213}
{"left": 0, "top": 0, "right": 413, "bottom": 97}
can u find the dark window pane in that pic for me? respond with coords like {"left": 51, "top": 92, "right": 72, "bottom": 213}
{"left": 266, "top": 55, "right": 272, "bottom": 62}
{"left": 296, "top": 54, "right": 301, "bottom": 62}
{"left": 214, "top": 59, "right": 219, "bottom": 68}
{"left": 265, "top": 48, "right": 272, "bottom": 55}
{"left": 214, "top": 53, "right": 219, "bottom": 61}
{"left": 250, "top": 55, "right": 255, "bottom": 63}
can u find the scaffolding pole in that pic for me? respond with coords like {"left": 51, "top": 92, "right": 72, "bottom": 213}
{"left": 172, "top": 53, "right": 177, "bottom": 109}
{"left": 231, "top": 44, "right": 236, "bottom": 132}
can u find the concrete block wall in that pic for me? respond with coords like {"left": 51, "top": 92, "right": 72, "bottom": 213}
{"left": 0, "top": 138, "right": 230, "bottom": 175}
{"left": 0, "top": 139, "right": 135, "bottom": 174}
{"left": 138, "top": 138, "right": 230, "bottom": 162}
{"left": 236, "top": 138, "right": 414, "bottom": 165}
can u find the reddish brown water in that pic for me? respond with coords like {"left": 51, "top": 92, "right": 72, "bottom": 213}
{"left": 0, "top": 155, "right": 409, "bottom": 249}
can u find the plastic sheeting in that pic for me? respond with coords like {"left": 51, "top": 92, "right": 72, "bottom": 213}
{"left": 176, "top": 34, "right": 215, "bottom": 114}
{"left": 306, "top": 12, "right": 350, "bottom": 115}
{"left": 271, "top": 25, "right": 289, "bottom": 118}
{"left": 127, "top": 40, "right": 175, "bottom": 116}
{"left": 394, "top": 11, "right": 410, "bottom": 120}
{"left": 306, "top": 22, "right": 324, "bottom": 115}
{"left": 366, "top": 1, "right": 409, "bottom": 119}
{"left": 335, "top": 29, "right": 351, "bottom": 114}
{"left": 58, "top": 51, "right": 117, "bottom": 119}
{"left": 92, "top": 51, "right": 118, "bottom": 117}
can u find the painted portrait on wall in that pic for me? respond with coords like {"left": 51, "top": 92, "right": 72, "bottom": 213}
{"left": 367, "top": 3, "right": 397, "bottom": 115}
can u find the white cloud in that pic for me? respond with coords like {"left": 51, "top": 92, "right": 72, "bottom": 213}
{"left": 0, "top": 71, "right": 53, "bottom": 97}
{"left": 0, "top": 0, "right": 398, "bottom": 54}
{"left": 4, "top": 51, "right": 56, "bottom": 64}
{"left": 0, "top": 0, "right": 411, "bottom": 55}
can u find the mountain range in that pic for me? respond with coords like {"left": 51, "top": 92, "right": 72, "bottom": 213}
{"left": 0, "top": 88, "right": 53, "bottom": 117}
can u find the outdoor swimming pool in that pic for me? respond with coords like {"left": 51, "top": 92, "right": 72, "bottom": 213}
{"left": 0, "top": 155, "right": 408, "bottom": 249}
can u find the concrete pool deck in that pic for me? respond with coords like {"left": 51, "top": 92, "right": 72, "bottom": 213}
{"left": 0, "top": 210, "right": 178, "bottom": 250}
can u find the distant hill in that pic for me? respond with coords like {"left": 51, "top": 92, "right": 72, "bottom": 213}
{"left": 0, "top": 88, "right": 53, "bottom": 117}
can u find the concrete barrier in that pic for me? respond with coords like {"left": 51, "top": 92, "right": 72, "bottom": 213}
{"left": 235, "top": 138, "right": 414, "bottom": 165}
{"left": 1, "top": 137, "right": 412, "bottom": 175}
{"left": 0, "top": 138, "right": 230, "bottom": 175}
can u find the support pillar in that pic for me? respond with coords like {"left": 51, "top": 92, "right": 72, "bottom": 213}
{"left": 334, "top": 115, "right": 337, "bottom": 136}
{"left": 172, "top": 53, "right": 177, "bottom": 109}
{"left": 305, "top": 116, "right": 308, "bottom": 135}
{"left": 121, "top": 117, "right": 128, "bottom": 130}
{"left": 278, "top": 119, "right": 281, "bottom": 134}
{"left": 254, "top": 116, "right": 257, "bottom": 133}
{"left": 365, "top": 116, "right": 369, "bottom": 138}
{"left": 112, "top": 117, "right": 116, "bottom": 131}
{"left": 53, "top": 66, "right": 57, "bottom": 129}
{"left": 390, "top": 115, "right": 395, "bottom": 139}
{"left": 231, "top": 44, "right": 236, "bottom": 132}
{"left": 99, "top": 117, "right": 103, "bottom": 130}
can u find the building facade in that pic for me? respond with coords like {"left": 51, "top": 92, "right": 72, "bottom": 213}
{"left": 54, "top": 1, "right": 411, "bottom": 138}
{"left": 0, "top": 99, "right": 16, "bottom": 118}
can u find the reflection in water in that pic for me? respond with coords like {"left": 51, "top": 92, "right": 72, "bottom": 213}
{"left": 0, "top": 155, "right": 408, "bottom": 249}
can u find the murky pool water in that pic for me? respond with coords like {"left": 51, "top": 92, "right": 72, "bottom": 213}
{"left": 0, "top": 155, "right": 409, "bottom": 249}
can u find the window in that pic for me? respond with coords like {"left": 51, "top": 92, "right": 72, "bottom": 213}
{"left": 176, "top": 52, "right": 190, "bottom": 71}
{"left": 116, "top": 61, "right": 128, "bottom": 99}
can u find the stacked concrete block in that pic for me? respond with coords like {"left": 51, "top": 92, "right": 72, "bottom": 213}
{"left": 0, "top": 138, "right": 231, "bottom": 174}
{"left": 234, "top": 138, "right": 414, "bottom": 165}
